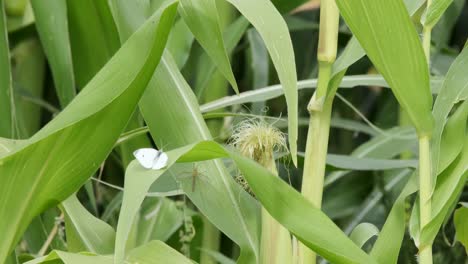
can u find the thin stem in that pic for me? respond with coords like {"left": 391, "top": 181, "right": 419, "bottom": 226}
{"left": 38, "top": 213, "right": 64, "bottom": 256}
{"left": 298, "top": 0, "right": 339, "bottom": 262}
{"left": 422, "top": 0, "right": 432, "bottom": 63}
{"left": 260, "top": 154, "right": 293, "bottom": 264}
{"left": 419, "top": 136, "right": 433, "bottom": 264}
{"left": 419, "top": 1, "right": 433, "bottom": 263}
{"left": 299, "top": 85, "right": 334, "bottom": 264}
{"left": 422, "top": 25, "right": 432, "bottom": 62}
{"left": 200, "top": 216, "right": 221, "bottom": 264}
{"left": 302, "top": 97, "right": 334, "bottom": 208}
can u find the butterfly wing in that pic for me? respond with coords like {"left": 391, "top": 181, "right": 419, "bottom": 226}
{"left": 133, "top": 148, "right": 158, "bottom": 169}
{"left": 152, "top": 152, "right": 168, "bottom": 170}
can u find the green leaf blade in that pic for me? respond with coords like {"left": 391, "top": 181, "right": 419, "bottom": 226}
{"left": 431, "top": 46, "right": 468, "bottom": 185}
{"left": 179, "top": 0, "right": 239, "bottom": 93}
{"left": 62, "top": 195, "right": 116, "bottom": 255}
{"left": 336, "top": 0, "right": 434, "bottom": 136}
{"left": 454, "top": 203, "right": 468, "bottom": 254}
{"left": 423, "top": 0, "right": 455, "bottom": 27}
{"left": 31, "top": 0, "right": 76, "bottom": 107}
{"left": 0, "top": 2, "right": 14, "bottom": 138}
{"left": 0, "top": 3, "right": 177, "bottom": 262}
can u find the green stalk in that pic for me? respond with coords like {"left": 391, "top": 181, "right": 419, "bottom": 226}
{"left": 260, "top": 153, "right": 293, "bottom": 264}
{"left": 199, "top": 216, "right": 221, "bottom": 264}
{"left": 298, "top": 1, "right": 339, "bottom": 263}
{"left": 419, "top": 2, "right": 433, "bottom": 263}
{"left": 422, "top": 0, "right": 432, "bottom": 63}
{"left": 418, "top": 136, "right": 432, "bottom": 264}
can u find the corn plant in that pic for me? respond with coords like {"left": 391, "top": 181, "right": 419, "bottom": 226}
{"left": 0, "top": 0, "right": 467, "bottom": 263}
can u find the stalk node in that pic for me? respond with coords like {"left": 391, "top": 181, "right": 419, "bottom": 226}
{"left": 307, "top": 93, "right": 325, "bottom": 113}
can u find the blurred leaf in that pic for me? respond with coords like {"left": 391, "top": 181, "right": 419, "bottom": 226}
{"left": 11, "top": 39, "right": 45, "bottom": 138}
{"left": 454, "top": 203, "right": 468, "bottom": 254}
{"left": 246, "top": 28, "right": 269, "bottom": 113}
{"left": 336, "top": 0, "right": 433, "bottom": 136}
{"left": 422, "top": 0, "right": 455, "bottom": 27}
{"left": 194, "top": 17, "right": 249, "bottom": 98}
{"left": 322, "top": 176, "right": 371, "bottom": 219}
{"left": 135, "top": 198, "right": 183, "bottom": 245}
{"left": 25, "top": 241, "right": 191, "bottom": 264}
{"left": 23, "top": 208, "right": 66, "bottom": 254}
{"left": 67, "top": 0, "right": 120, "bottom": 89}
{"left": 0, "top": 138, "right": 24, "bottom": 157}
{"left": 25, "top": 251, "right": 112, "bottom": 264}
{"left": 0, "top": 2, "right": 14, "bottom": 138}
{"left": 270, "top": 0, "right": 308, "bottom": 14}
{"left": 436, "top": 100, "right": 468, "bottom": 174}
{"left": 101, "top": 192, "right": 123, "bottom": 223}
{"left": 119, "top": 112, "right": 151, "bottom": 168}
{"left": 5, "top": 1, "right": 34, "bottom": 32}
{"left": 370, "top": 173, "right": 418, "bottom": 264}
{"left": 5, "top": 0, "right": 28, "bottom": 16}
{"left": 198, "top": 249, "right": 236, "bottom": 264}
{"left": 349, "top": 223, "right": 379, "bottom": 248}
{"left": 224, "top": 0, "right": 298, "bottom": 165}
{"left": 200, "top": 75, "right": 444, "bottom": 113}
{"left": 61, "top": 195, "right": 115, "bottom": 254}
{"left": 5, "top": 252, "right": 18, "bottom": 264}
{"left": 325, "top": 127, "right": 417, "bottom": 186}
{"left": 298, "top": 152, "right": 418, "bottom": 170}
{"left": 326, "top": 154, "right": 418, "bottom": 170}
{"left": 179, "top": 0, "right": 238, "bottom": 93}
{"left": 0, "top": 4, "right": 177, "bottom": 262}
{"left": 405, "top": 0, "right": 426, "bottom": 14}
{"left": 343, "top": 169, "right": 412, "bottom": 234}
{"left": 167, "top": 18, "right": 194, "bottom": 69}
{"left": 31, "top": 0, "right": 75, "bottom": 107}
{"left": 125, "top": 240, "right": 193, "bottom": 264}
{"left": 431, "top": 0, "right": 465, "bottom": 50}
{"left": 114, "top": 162, "right": 166, "bottom": 262}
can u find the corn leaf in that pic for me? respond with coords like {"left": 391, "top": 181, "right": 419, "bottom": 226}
{"left": 336, "top": 0, "right": 434, "bottom": 136}
{"left": 61, "top": 195, "right": 116, "bottom": 254}
{"left": 410, "top": 103, "right": 468, "bottom": 247}
{"left": 179, "top": 0, "right": 238, "bottom": 93}
{"left": 194, "top": 17, "right": 249, "bottom": 98}
{"left": 25, "top": 240, "right": 191, "bottom": 264}
{"left": 431, "top": 46, "right": 468, "bottom": 188}
{"left": 140, "top": 53, "right": 261, "bottom": 264}
{"left": 120, "top": 140, "right": 377, "bottom": 264}
{"left": 0, "top": 2, "right": 14, "bottom": 138}
{"left": 422, "top": 0, "right": 455, "bottom": 27}
{"left": 31, "top": 0, "right": 76, "bottom": 107}
{"left": 454, "top": 203, "right": 468, "bottom": 254}
{"left": 67, "top": 0, "right": 120, "bottom": 88}
{"left": 370, "top": 173, "right": 418, "bottom": 264}
{"left": 349, "top": 223, "right": 379, "bottom": 248}
{"left": 0, "top": 3, "right": 177, "bottom": 262}
{"left": 108, "top": 3, "right": 261, "bottom": 263}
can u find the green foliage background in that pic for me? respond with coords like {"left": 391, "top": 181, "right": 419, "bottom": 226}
{"left": 0, "top": 0, "right": 466, "bottom": 263}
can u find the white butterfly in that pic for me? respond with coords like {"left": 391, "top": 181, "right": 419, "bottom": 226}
{"left": 133, "top": 148, "right": 169, "bottom": 170}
